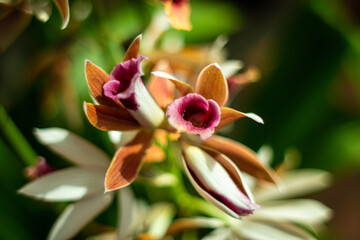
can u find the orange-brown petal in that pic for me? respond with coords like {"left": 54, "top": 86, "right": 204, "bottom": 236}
{"left": 148, "top": 60, "right": 175, "bottom": 108}
{"left": 202, "top": 135, "right": 278, "bottom": 184}
{"left": 163, "top": 0, "right": 192, "bottom": 31}
{"left": 216, "top": 107, "right": 264, "bottom": 132}
{"left": 143, "top": 143, "right": 165, "bottom": 163}
{"left": 196, "top": 63, "right": 228, "bottom": 106}
{"left": 85, "top": 60, "right": 124, "bottom": 109}
{"left": 123, "top": 35, "right": 142, "bottom": 61}
{"left": 105, "top": 130, "right": 154, "bottom": 191}
{"left": 53, "top": 0, "right": 69, "bottom": 29}
{"left": 84, "top": 102, "right": 140, "bottom": 131}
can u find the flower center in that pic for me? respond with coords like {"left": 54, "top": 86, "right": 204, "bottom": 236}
{"left": 182, "top": 107, "right": 209, "bottom": 128}
{"left": 166, "top": 93, "right": 221, "bottom": 140}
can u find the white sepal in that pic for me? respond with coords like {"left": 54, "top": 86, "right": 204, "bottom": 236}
{"left": 48, "top": 193, "right": 114, "bottom": 240}
{"left": 34, "top": 128, "right": 110, "bottom": 170}
{"left": 19, "top": 167, "right": 105, "bottom": 201}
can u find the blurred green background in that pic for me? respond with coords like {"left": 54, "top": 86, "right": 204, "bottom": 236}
{"left": 1, "top": 0, "right": 360, "bottom": 239}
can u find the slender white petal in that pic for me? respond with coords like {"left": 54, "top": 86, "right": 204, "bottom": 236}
{"left": 142, "top": 10, "right": 170, "bottom": 54}
{"left": 251, "top": 199, "right": 332, "bottom": 227}
{"left": 108, "top": 130, "right": 138, "bottom": 148}
{"left": 146, "top": 203, "right": 175, "bottom": 239}
{"left": 34, "top": 128, "right": 110, "bottom": 169}
{"left": 232, "top": 220, "right": 315, "bottom": 240}
{"left": 48, "top": 193, "right": 114, "bottom": 240}
{"left": 257, "top": 145, "right": 274, "bottom": 166}
{"left": 202, "top": 228, "right": 232, "bottom": 240}
{"left": 254, "top": 169, "right": 332, "bottom": 202}
{"left": 241, "top": 112, "right": 264, "bottom": 124}
{"left": 151, "top": 71, "right": 179, "bottom": 81}
{"left": 220, "top": 60, "right": 243, "bottom": 79}
{"left": 117, "top": 187, "right": 137, "bottom": 240}
{"left": 19, "top": 167, "right": 105, "bottom": 201}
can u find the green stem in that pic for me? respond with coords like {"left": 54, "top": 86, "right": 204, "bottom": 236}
{"left": 0, "top": 106, "right": 37, "bottom": 166}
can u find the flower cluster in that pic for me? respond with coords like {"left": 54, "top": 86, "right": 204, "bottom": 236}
{"left": 83, "top": 35, "right": 277, "bottom": 218}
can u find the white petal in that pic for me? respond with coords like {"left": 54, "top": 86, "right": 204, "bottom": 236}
{"left": 30, "top": 0, "right": 52, "bottom": 22}
{"left": 151, "top": 71, "right": 179, "bottom": 81}
{"left": 220, "top": 60, "right": 243, "bottom": 79}
{"left": 202, "top": 228, "right": 232, "bottom": 240}
{"left": 34, "top": 128, "right": 110, "bottom": 169}
{"left": 242, "top": 112, "right": 264, "bottom": 124}
{"left": 257, "top": 145, "right": 274, "bottom": 166}
{"left": 87, "top": 232, "right": 116, "bottom": 240}
{"left": 251, "top": 199, "right": 332, "bottom": 227}
{"left": 117, "top": 187, "right": 137, "bottom": 239}
{"left": 108, "top": 130, "right": 138, "bottom": 148}
{"left": 48, "top": 193, "right": 114, "bottom": 240}
{"left": 254, "top": 169, "right": 332, "bottom": 202}
{"left": 19, "top": 167, "right": 105, "bottom": 201}
{"left": 141, "top": 11, "right": 170, "bottom": 54}
{"left": 146, "top": 203, "right": 175, "bottom": 238}
{"left": 233, "top": 220, "right": 315, "bottom": 240}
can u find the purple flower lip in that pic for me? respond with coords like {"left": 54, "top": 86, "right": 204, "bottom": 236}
{"left": 103, "top": 55, "right": 147, "bottom": 100}
{"left": 166, "top": 93, "right": 221, "bottom": 140}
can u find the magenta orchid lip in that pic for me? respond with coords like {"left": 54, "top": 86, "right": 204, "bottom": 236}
{"left": 103, "top": 55, "right": 147, "bottom": 101}
{"left": 103, "top": 55, "right": 164, "bottom": 129}
{"left": 166, "top": 93, "right": 221, "bottom": 140}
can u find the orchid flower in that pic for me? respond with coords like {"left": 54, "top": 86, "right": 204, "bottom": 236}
{"left": 166, "top": 146, "right": 333, "bottom": 240}
{"left": 151, "top": 63, "right": 278, "bottom": 218}
{"left": 83, "top": 35, "right": 168, "bottom": 192}
{"left": 161, "top": 0, "right": 192, "bottom": 31}
{"left": 19, "top": 128, "right": 114, "bottom": 240}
